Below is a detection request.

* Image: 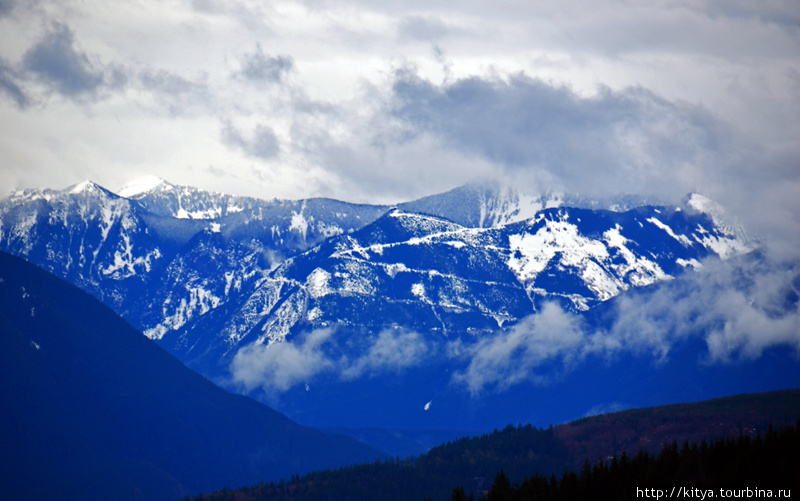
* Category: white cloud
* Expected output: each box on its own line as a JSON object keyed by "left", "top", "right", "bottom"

{"left": 0, "top": 0, "right": 797, "bottom": 211}
{"left": 597, "top": 253, "right": 800, "bottom": 364}
{"left": 230, "top": 328, "right": 335, "bottom": 393}
{"left": 451, "top": 301, "right": 586, "bottom": 395}
{"left": 229, "top": 326, "right": 431, "bottom": 393}
{"left": 340, "top": 327, "right": 429, "bottom": 380}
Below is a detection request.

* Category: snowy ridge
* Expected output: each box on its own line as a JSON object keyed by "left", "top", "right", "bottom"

{"left": 0, "top": 178, "right": 756, "bottom": 390}
{"left": 118, "top": 175, "right": 171, "bottom": 197}
{"left": 198, "top": 203, "right": 751, "bottom": 361}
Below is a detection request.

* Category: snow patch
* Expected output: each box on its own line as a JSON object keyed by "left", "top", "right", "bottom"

{"left": 647, "top": 217, "right": 693, "bottom": 246}
{"left": 306, "top": 268, "right": 332, "bottom": 298}
{"left": 692, "top": 232, "right": 752, "bottom": 260}
{"left": 604, "top": 225, "right": 668, "bottom": 287}
{"left": 290, "top": 210, "right": 309, "bottom": 240}
{"left": 676, "top": 258, "right": 702, "bottom": 269}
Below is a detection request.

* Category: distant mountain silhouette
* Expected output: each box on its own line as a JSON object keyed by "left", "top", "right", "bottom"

{"left": 0, "top": 251, "right": 383, "bottom": 501}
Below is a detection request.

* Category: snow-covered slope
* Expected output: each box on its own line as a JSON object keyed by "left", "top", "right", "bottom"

{"left": 0, "top": 181, "right": 165, "bottom": 316}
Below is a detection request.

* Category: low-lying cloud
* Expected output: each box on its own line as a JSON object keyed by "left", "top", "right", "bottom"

{"left": 451, "top": 302, "right": 586, "bottom": 395}
{"left": 230, "top": 326, "right": 430, "bottom": 394}
{"left": 341, "top": 328, "right": 429, "bottom": 380}
{"left": 230, "top": 328, "right": 335, "bottom": 393}
{"left": 599, "top": 252, "right": 800, "bottom": 364}
{"left": 453, "top": 252, "right": 800, "bottom": 395}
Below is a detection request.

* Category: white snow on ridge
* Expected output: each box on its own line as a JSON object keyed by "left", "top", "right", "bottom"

{"left": 505, "top": 216, "right": 677, "bottom": 307}
{"left": 290, "top": 209, "right": 310, "bottom": 240}
{"left": 69, "top": 180, "right": 101, "bottom": 195}
{"left": 118, "top": 175, "right": 169, "bottom": 197}
{"left": 603, "top": 225, "right": 668, "bottom": 287}
{"left": 507, "top": 217, "right": 609, "bottom": 281}
{"left": 692, "top": 230, "right": 753, "bottom": 259}
{"left": 676, "top": 258, "right": 702, "bottom": 269}
{"left": 176, "top": 207, "right": 225, "bottom": 219}
{"left": 647, "top": 217, "right": 693, "bottom": 246}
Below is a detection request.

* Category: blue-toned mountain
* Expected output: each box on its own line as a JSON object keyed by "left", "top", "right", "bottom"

{"left": 0, "top": 251, "right": 383, "bottom": 501}
{"left": 198, "top": 202, "right": 750, "bottom": 359}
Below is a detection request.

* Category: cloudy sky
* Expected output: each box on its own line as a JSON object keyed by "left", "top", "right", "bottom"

{"left": 1, "top": 0, "right": 799, "bottom": 254}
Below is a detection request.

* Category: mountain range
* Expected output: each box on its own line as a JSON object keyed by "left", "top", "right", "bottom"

{"left": 3, "top": 176, "right": 796, "bottom": 443}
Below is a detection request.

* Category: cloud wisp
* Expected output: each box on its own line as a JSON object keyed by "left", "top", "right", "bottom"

{"left": 229, "top": 326, "right": 431, "bottom": 395}
{"left": 236, "top": 44, "right": 294, "bottom": 84}
{"left": 221, "top": 120, "right": 281, "bottom": 160}
{"left": 230, "top": 328, "right": 336, "bottom": 394}
{"left": 450, "top": 302, "right": 586, "bottom": 396}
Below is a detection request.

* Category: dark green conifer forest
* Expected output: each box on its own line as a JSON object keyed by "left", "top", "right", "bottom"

{"left": 464, "top": 420, "right": 800, "bottom": 501}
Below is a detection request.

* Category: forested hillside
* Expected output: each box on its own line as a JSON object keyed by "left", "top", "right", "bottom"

{"left": 186, "top": 390, "right": 800, "bottom": 501}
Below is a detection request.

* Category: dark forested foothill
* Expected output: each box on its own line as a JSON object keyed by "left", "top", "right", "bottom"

{"left": 470, "top": 420, "right": 800, "bottom": 501}
{"left": 184, "top": 424, "right": 570, "bottom": 501}
{"left": 186, "top": 391, "right": 800, "bottom": 501}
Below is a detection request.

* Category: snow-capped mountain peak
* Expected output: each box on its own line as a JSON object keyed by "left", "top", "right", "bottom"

{"left": 67, "top": 179, "right": 114, "bottom": 197}
{"left": 118, "top": 175, "right": 174, "bottom": 198}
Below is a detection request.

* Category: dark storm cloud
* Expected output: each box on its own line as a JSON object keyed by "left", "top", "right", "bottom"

{"left": 221, "top": 120, "right": 280, "bottom": 160}
{"left": 0, "top": 59, "right": 29, "bottom": 108}
{"left": 237, "top": 44, "right": 293, "bottom": 84}
{"left": 22, "top": 23, "right": 105, "bottom": 98}
{"left": 0, "top": 0, "right": 15, "bottom": 18}
{"left": 390, "top": 70, "right": 736, "bottom": 201}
